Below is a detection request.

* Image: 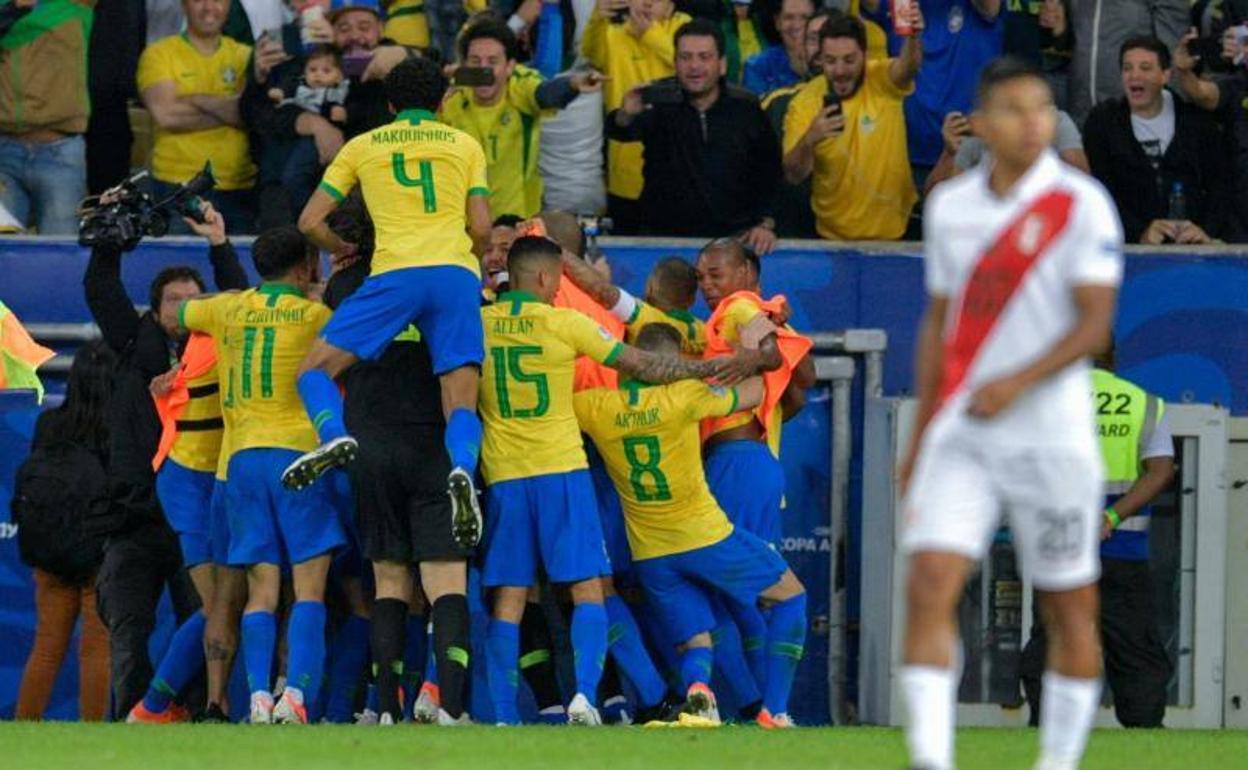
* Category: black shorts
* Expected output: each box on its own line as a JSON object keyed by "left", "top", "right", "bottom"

{"left": 350, "top": 425, "right": 472, "bottom": 564}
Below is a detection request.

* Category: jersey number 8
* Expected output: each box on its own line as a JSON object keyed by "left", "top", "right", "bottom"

{"left": 622, "top": 435, "right": 672, "bottom": 502}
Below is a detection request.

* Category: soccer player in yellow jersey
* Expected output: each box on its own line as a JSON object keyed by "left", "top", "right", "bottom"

{"left": 479, "top": 236, "right": 737, "bottom": 725}
{"left": 559, "top": 250, "right": 708, "bottom": 355}
{"left": 439, "top": 18, "right": 604, "bottom": 218}
{"left": 181, "top": 227, "right": 347, "bottom": 725}
{"left": 695, "top": 237, "right": 815, "bottom": 714}
{"left": 575, "top": 323, "right": 808, "bottom": 728}
{"left": 288, "top": 56, "right": 493, "bottom": 552}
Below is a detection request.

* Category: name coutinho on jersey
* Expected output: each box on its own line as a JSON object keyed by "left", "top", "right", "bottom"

{"left": 242, "top": 307, "right": 308, "bottom": 324}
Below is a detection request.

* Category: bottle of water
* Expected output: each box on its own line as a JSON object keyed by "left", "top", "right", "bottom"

{"left": 1168, "top": 181, "right": 1187, "bottom": 221}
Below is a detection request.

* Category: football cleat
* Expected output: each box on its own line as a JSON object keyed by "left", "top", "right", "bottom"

{"left": 436, "top": 709, "right": 472, "bottom": 726}
{"left": 635, "top": 694, "right": 682, "bottom": 725}
{"left": 273, "top": 688, "right": 309, "bottom": 725}
{"left": 379, "top": 712, "right": 395, "bottom": 726}
{"left": 601, "top": 694, "right": 631, "bottom": 725}
{"left": 281, "top": 436, "right": 358, "bottom": 490}
{"left": 249, "top": 691, "right": 275, "bottom": 724}
{"left": 757, "top": 709, "right": 797, "bottom": 729}
{"left": 567, "top": 693, "right": 603, "bottom": 726}
{"left": 682, "top": 683, "right": 721, "bottom": 725}
{"left": 353, "top": 708, "right": 379, "bottom": 726}
{"left": 412, "top": 681, "right": 441, "bottom": 723}
{"left": 126, "top": 701, "right": 190, "bottom": 724}
{"left": 448, "top": 468, "right": 482, "bottom": 548}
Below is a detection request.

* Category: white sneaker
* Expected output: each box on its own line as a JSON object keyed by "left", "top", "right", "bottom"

{"left": 413, "top": 682, "right": 441, "bottom": 723}
{"left": 379, "top": 712, "right": 395, "bottom": 726}
{"left": 436, "top": 708, "right": 472, "bottom": 726}
{"left": 272, "top": 687, "right": 308, "bottom": 724}
{"left": 353, "top": 708, "right": 379, "bottom": 726}
{"left": 567, "top": 693, "right": 603, "bottom": 726}
{"left": 249, "top": 691, "right": 275, "bottom": 724}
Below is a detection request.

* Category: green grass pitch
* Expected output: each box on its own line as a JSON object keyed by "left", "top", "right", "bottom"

{"left": 2, "top": 723, "right": 1245, "bottom": 770}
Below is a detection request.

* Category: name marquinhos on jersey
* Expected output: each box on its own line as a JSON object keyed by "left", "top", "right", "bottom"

{"left": 371, "top": 127, "right": 458, "bottom": 145}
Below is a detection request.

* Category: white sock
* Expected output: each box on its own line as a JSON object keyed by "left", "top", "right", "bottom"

{"left": 901, "top": 665, "right": 957, "bottom": 770}
{"left": 1036, "top": 671, "right": 1101, "bottom": 770}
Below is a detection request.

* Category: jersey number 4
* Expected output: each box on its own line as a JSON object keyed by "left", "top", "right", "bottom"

{"left": 490, "top": 345, "right": 549, "bottom": 418}
{"left": 623, "top": 435, "right": 671, "bottom": 502}
{"left": 391, "top": 153, "right": 438, "bottom": 213}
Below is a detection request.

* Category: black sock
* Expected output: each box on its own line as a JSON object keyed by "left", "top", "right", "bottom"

{"left": 519, "top": 601, "right": 563, "bottom": 711}
{"left": 371, "top": 597, "right": 408, "bottom": 720}
{"left": 598, "top": 655, "right": 624, "bottom": 704}
{"left": 432, "top": 594, "right": 471, "bottom": 719}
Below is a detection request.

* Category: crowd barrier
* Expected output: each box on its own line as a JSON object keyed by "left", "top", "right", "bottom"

{"left": 2, "top": 237, "right": 1246, "bottom": 723}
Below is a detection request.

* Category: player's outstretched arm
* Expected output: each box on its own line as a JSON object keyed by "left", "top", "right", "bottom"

{"left": 966, "top": 284, "right": 1117, "bottom": 419}
{"left": 561, "top": 250, "right": 621, "bottom": 309}
{"left": 612, "top": 345, "right": 722, "bottom": 384}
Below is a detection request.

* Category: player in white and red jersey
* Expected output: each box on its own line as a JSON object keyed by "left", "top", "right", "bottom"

{"left": 897, "top": 57, "right": 1124, "bottom": 770}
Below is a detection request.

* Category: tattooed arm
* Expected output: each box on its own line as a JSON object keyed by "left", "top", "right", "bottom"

{"left": 612, "top": 345, "right": 726, "bottom": 384}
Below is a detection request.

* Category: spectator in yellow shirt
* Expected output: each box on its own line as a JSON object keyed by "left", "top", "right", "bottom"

{"left": 138, "top": 0, "right": 257, "bottom": 234}
{"left": 439, "top": 17, "right": 604, "bottom": 218}
{"left": 582, "top": 0, "right": 689, "bottom": 232}
{"left": 782, "top": 11, "right": 923, "bottom": 241}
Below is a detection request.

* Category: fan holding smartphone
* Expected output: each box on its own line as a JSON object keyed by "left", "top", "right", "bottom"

{"left": 439, "top": 17, "right": 606, "bottom": 218}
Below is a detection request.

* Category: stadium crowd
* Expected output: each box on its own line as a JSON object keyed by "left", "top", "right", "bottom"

{"left": 0, "top": 0, "right": 1211, "bottom": 747}
{"left": 0, "top": 0, "right": 1245, "bottom": 242}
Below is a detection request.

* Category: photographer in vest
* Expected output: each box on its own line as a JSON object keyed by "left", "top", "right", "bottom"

{"left": 1020, "top": 340, "right": 1176, "bottom": 728}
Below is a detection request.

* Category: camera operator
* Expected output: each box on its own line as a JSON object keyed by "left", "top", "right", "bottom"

{"left": 606, "top": 19, "right": 781, "bottom": 254}
{"left": 82, "top": 198, "right": 249, "bottom": 719}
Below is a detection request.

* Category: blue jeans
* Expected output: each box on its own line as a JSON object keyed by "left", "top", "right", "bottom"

{"left": 150, "top": 179, "right": 256, "bottom": 235}
{"left": 279, "top": 137, "right": 321, "bottom": 218}
{"left": 0, "top": 134, "right": 87, "bottom": 235}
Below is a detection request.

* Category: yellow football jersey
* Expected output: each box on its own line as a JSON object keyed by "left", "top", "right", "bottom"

{"left": 319, "top": 110, "right": 489, "bottom": 277}
{"left": 479, "top": 291, "right": 624, "bottom": 484}
{"left": 136, "top": 34, "right": 256, "bottom": 190}
{"left": 180, "top": 284, "right": 332, "bottom": 456}
{"left": 574, "top": 380, "right": 738, "bottom": 560}
{"left": 438, "top": 66, "right": 548, "bottom": 219}
{"left": 624, "top": 300, "right": 706, "bottom": 356}
{"left": 782, "top": 61, "right": 916, "bottom": 240}
{"left": 168, "top": 364, "right": 225, "bottom": 473}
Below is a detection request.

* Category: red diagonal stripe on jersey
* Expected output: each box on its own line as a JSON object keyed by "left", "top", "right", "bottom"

{"left": 938, "top": 188, "right": 1075, "bottom": 404}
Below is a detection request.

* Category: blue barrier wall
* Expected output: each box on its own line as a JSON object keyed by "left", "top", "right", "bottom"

{"left": 1, "top": 238, "right": 1245, "bottom": 723}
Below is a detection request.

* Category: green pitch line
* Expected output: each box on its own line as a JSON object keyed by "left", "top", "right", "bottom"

{"left": 1, "top": 723, "right": 1244, "bottom": 770}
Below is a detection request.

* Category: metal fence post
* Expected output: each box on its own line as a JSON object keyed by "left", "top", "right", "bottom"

{"left": 816, "top": 355, "right": 856, "bottom": 725}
